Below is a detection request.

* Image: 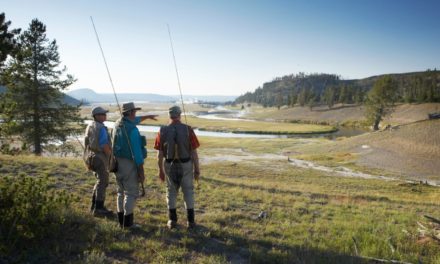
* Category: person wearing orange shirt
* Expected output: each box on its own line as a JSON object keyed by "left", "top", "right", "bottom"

{"left": 154, "top": 106, "right": 200, "bottom": 229}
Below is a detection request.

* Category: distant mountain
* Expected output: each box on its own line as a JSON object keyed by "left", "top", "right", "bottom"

{"left": 67, "top": 88, "right": 175, "bottom": 103}
{"left": 0, "top": 85, "right": 81, "bottom": 106}
{"left": 62, "top": 94, "right": 82, "bottom": 106}
{"left": 68, "top": 88, "right": 237, "bottom": 103}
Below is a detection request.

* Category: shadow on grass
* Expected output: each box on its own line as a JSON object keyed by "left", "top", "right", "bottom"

{"left": 126, "top": 217, "right": 370, "bottom": 264}
{"left": 203, "top": 176, "right": 433, "bottom": 207}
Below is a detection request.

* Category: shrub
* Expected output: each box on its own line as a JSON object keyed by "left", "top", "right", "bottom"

{"left": 0, "top": 175, "right": 71, "bottom": 256}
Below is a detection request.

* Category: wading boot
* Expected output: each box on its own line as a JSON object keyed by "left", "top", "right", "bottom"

{"left": 123, "top": 213, "right": 141, "bottom": 229}
{"left": 117, "top": 212, "right": 124, "bottom": 228}
{"left": 187, "top": 208, "right": 195, "bottom": 229}
{"left": 167, "top": 209, "right": 178, "bottom": 229}
{"left": 93, "top": 200, "right": 113, "bottom": 216}
{"left": 123, "top": 214, "right": 133, "bottom": 228}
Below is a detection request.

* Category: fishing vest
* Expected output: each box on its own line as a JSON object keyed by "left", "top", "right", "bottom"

{"left": 84, "top": 121, "right": 109, "bottom": 153}
{"left": 113, "top": 117, "right": 147, "bottom": 160}
{"left": 159, "top": 122, "right": 192, "bottom": 161}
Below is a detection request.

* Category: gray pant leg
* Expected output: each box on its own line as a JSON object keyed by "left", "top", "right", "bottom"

{"left": 116, "top": 157, "right": 139, "bottom": 215}
{"left": 116, "top": 178, "right": 124, "bottom": 213}
{"left": 93, "top": 154, "right": 109, "bottom": 202}
{"left": 165, "top": 162, "right": 178, "bottom": 209}
{"left": 181, "top": 161, "right": 195, "bottom": 209}
{"left": 165, "top": 161, "right": 195, "bottom": 209}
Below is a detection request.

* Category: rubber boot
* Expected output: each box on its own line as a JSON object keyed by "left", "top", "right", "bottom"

{"left": 167, "top": 209, "right": 178, "bottom": 229}
{"left": 117, "top": 212, "right": 124, "bottom": 228}
{"left": 187, "top": 208, "right": 195, "bottom": 229}
{"left": 123, "top": 214, "right": 133, "bottom": 228}
{"left": 90, "top": 193, "right": 96, "bottom": 212}
{"left": 93, "top": 200, "right": 113, "bottom": 216}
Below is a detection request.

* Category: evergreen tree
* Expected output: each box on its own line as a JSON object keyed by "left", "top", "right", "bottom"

{"left": 308, "top": 91, "right": 318, "bottom": 110}
{"left": 338, "top": 85, "right": 346, "bottom": 105}
{"left": 290, "top": 90, "right": 297, "bottom": 107}
{"left": 353, "top": 87, "right": 364, "bottom": 105}
{"left": 365, "top": 75, "right": 398, "bottom": 130}
{"left": 1, "top": 19, "right": 82, "bottom": 155}
{"left": 433, "top": 69, "right": 440, "bottom": 101}
{"left": 0, "top": 13, "right": 21, "bottom": 71}
{"left": 323, "top": 86, "right": 336, "bottom": 108}
{"left": 403, "top": 78, "right": 415, "bottom": 103}
{"left": 298, "top": 88, "right": 307, "bottom": 107}
{"left": 276, "top": 91, "right": 283, "bottom": 109}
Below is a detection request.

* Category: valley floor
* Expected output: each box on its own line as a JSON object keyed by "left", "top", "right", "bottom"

{"left": 2, "top": 131, "right": 440, "bottom": 263}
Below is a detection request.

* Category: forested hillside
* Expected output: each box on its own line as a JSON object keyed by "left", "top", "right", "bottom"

{"left": 235, "top": 70, "right": 440, "bottom": 108}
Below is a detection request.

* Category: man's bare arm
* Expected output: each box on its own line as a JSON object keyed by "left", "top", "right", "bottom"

{"left": 102, "top": 144, "right": 112, "bottom": 156}
{"left": 139, "top": 115, "right": 158, "bottom": 123}
{"left": 192, "top": 149, "right": 200, "bottom": 180}
{"left": 157, "top": 150, "right": 165, "bottom": 182}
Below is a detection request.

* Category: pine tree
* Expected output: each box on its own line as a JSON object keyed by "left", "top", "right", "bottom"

{"left": 298, "top": 88, "right": 307, "bottom": 107}
{"left": 290, "top": 90, "right": 297, "bottom": 107}
{"left": 365, "top": 76, "right": 398, "bottom": 130}
{"left": 0, "top": 13, "right": 21, "bottom": 71}
{"left": 323, "top": 86, "right": 336, "bottom": 109}
{"left": 353, "top": 87, "right": 364, "bottom": 105}
{"left": 308, "top": 91, "right": 317, "bottom": 111}
{"left": 339, "top": 85, "right": 349, "bottom": 105}
{"left": 433, "top": 69, "right": 440, "bottom": 101}
{"left": 1, "top": 19, "right": 82, "bottom": 155}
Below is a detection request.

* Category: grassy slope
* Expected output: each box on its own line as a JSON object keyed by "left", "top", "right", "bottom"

{"left": 2, "top": 134, "right": 440, "bottom": 263}
{"left": 244, "top": 103, "right": 440, "bottom": 126}
{"left": 292, "top": 119, "right": 440, "bottom": 180}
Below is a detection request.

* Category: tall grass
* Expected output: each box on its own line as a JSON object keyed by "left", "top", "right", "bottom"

{"left": 1, "top": 140, "right": 440, "bottom": 263}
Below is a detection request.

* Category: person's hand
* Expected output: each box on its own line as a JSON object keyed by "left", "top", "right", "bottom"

{"left": 138, "top": 170, "right": 145, "bottom": 182}
{"left": 147, "top": 115, "right": 158, "bottom": 121}
{"left": 159, "top": 170, "right": 165, "bottom": 182}
{"left": 194, "top": 168, "right": 200, "bottom": 181}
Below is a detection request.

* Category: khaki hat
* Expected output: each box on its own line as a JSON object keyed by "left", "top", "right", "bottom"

{"left": 91, "top": 106, "right": 109, "bottom": 116}
{"left": 122, "top": 102, "right": 141, "bottom": 113}
{"left": 169, "top": 105, "right": 182, "bottom": 118}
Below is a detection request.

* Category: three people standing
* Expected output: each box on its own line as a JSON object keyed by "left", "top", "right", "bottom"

{"left": 84, "top": 103, "right": 200, "bottom": 230}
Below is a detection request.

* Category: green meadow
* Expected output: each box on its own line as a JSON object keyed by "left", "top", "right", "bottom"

{"left": 2, "top": 136, "right": 440, "bottom": 263}
{"left": 138, "top": 116, "right": 335, "bottom": 135}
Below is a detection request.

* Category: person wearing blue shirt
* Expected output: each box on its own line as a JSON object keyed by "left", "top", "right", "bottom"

{"left": 85, "top": 106, "right": 113, "bottom": 216}
{"left": 112, "top": 102, "right": 157, "bottom": 228}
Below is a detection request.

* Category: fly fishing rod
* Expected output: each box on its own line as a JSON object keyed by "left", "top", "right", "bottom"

{"left": 167, "top": 24, "right": 188, "bottom": 124}
{"left": 90, "top": 16, "right": 145, "bottom": 197}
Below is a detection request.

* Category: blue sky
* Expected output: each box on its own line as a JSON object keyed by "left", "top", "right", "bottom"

{"left": 2, "top": 0, "right": 439, "bottom": 95}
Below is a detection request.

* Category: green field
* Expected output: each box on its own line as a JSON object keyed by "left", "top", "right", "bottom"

{"left": 140, "top": 115, "right": 337, "bottom": 135}
{"left": 2, "top": 135, "right": 440, "bottom": 263}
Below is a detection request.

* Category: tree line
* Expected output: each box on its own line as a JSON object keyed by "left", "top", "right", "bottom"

{"left": 235, "top": 70, "right": 440, "bottom": 110}
{"left": 0, "top": 13, "right": 82, "bottom": 155}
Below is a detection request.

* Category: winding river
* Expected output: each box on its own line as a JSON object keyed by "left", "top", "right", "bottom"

{"left": 85, "top": 108, "right": 367, "bottom": 139}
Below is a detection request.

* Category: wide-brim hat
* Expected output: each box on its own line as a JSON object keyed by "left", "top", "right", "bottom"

{"left": 122, "top": 102, "right": 141, "bottom": 113}
{"left": 91, "top": 106, "right": 109, "bottom": 116}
